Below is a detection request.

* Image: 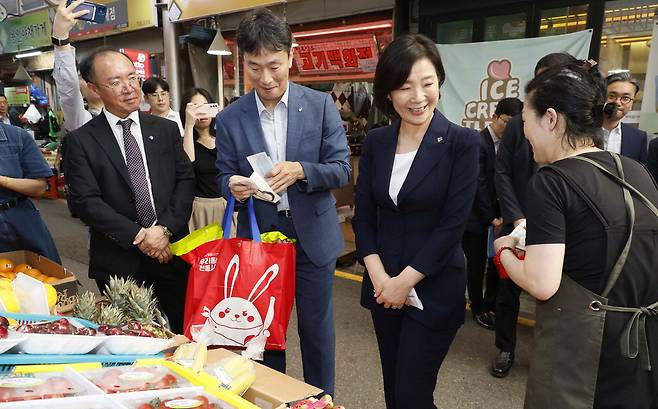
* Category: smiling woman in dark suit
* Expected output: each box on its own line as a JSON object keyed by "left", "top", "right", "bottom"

{"left": 352, "top": 34, "right": 480, "bottom": 409}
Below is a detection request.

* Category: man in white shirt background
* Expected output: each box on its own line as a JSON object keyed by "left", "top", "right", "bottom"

{"left": 142, "top": 77, "right": 184, "bottom": 136}
{"left": 602, "top": 72, "right": 648, "bottom": 164}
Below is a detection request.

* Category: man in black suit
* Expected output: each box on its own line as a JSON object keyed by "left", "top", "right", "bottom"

{"left": 492, "top": 52, "right": 581, "bottom": 378}
{"left": 65, "top": 49, "right": 195, "bottom": 332}
{"left": 649, "top": 137, "right": 658, "bottom": 183}
{"left": 463, "top": 97, "right": 522, "bottom": 330}
{"left": 603, "top": 72, "right": 648, "bottom": 164}
{"left": 0, "top": 95, "right": 20, "bottom": 127}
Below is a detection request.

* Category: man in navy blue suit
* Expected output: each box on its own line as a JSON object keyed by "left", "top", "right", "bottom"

{"left": 215, "top": 8, "right": 351, "bottom": 396}
{"left": 603, "top": 72, "right": 648, "bottom": 164}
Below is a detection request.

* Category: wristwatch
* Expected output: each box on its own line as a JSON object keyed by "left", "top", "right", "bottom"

{"left": 51, "top": 36, "right": 70, "bottom": 47}
{"left": 160, "top": 225, "right": 173, "bottom": 239}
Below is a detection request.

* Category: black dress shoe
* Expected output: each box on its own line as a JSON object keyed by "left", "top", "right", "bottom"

{"left": 473, "top": 312, "right": 495, "bottom": 330}
{"left": 491, "top": 351, "right": 514, "bottom": 378}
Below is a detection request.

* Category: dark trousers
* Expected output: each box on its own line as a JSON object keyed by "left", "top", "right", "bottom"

{"left": 461, "top": 229, "right": 498, "bottom": 315}
{"left": 262, "top": 214, "right": 336, "bottom": 396}
{"left": 371, "top": 308, "right": 457, "bottom": 409}
{"left": 95, "top": 255, "right": 189, "bottom": 334}
{"left": 494, "top": 278, "right": 522, "bottom": 352}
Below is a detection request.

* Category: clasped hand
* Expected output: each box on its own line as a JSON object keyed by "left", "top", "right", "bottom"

{"left": 375, "top": 275, "right": 414, "bottom": 309}
{"left": 133, "top": 226, "right": 171, "bottom": 264}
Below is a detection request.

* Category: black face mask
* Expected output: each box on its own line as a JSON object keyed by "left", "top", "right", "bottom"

{"left": 603, "top": 102, "right": 619, "bottom": 118}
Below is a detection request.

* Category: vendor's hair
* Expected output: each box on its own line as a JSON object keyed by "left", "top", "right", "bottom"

{"left": 605, "top": 71, "right": 640, "bottom": 95}
{"left": 373, "top": 34, "right": 445, "bottom": 118}
{"left": 525, "top": 62, "right": 605, "bottom": 150}
{"left": 494, "top": 97, "right": 523, "bottom": 117}
{"left": 236, "top": 8, "right": 293, "bottom": 55}
{"left": 179, "top": 88, "right": 216, "bottom": 140}
{"left": 142, "top": 77, "right": 170, "bottom": 95}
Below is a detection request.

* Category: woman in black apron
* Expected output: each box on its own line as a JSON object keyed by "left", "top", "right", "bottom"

{"left": 495, "top": 61, "right": 658, "bottom": 408}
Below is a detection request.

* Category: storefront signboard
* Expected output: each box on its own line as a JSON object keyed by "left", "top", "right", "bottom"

{"left": 0, "top": 10, "right": 51, "bottom": 54}
{"left": 167, "top": 0, "right": 295, "bottom": 22}
{"left": 292, "top": 35, "right": 379, "bottom": 75}
{"left": 120, "top": 48, "right": 152, "bottom": 80}
{"left": 70, "top": 0, "right": 156, "bottom": 41}
{"left": 4, "top": 86, "right": 30, "bottom": 106}
{"left": 436, "top": 29, "right": 592, "bottom": 130}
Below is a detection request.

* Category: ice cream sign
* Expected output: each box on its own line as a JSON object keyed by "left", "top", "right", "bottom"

{"left": 119, "top": 48, "right": 152, "bottom": 80}
{"left": 462, "top": 59, "right": 520, "bottom": 129}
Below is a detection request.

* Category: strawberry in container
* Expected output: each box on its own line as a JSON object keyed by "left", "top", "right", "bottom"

{"left": 0, "top": 373, "right": 80, "bottom": 402}
{"left": 87, "top": 366, "right": 186, "bottom": 394}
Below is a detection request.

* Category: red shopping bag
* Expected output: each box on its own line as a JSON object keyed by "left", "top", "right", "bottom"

{"left": 181, "top": 196, "right": 296, "bottom": 351}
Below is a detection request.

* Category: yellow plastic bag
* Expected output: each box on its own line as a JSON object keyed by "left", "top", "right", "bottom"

{"left": 170, "top": 223, "right": 224, "bottom": 256}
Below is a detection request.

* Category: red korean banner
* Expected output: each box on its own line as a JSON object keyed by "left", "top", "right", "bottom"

{"left": 119, "top": 48, "right": 151, "bottom": 80}
{"left": 292, "top": 34, "right": 379, "bottom": 75}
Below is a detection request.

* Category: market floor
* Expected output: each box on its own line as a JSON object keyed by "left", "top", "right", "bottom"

{"left": 37, "top": 198, "right": 531, "bottom": 409}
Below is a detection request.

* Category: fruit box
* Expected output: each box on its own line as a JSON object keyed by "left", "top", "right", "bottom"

{"left": 111, "top": 386, "right": 246, "bottom": 409}
{"left": 205, "top": 349, "right": 322, "bottom": 409}
{"left": 0, "top": 251, "right": 78, "bottom": 312}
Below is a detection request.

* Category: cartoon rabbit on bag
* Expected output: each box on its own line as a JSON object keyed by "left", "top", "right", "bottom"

{"left": 194, "top": 254, "right": 279, "bottom": 347}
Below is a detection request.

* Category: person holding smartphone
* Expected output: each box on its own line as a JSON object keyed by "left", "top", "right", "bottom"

{"left": 180, "top": 88, "right": 234, "bottom": 233}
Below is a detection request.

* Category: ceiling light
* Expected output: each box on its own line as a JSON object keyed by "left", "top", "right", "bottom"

{"left": 15, "top": 50, "right": 42, "bottom": 58}
{"left": 208, "top": 30, "right": 231, "bottom": 55}
{"left": 292, "top": 21, "right": 392, "bottom": 39}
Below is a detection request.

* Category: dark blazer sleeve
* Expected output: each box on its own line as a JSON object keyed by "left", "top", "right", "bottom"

{"left": 66, "top": 130, "right": 142, "bottom": 249}
{"left": 215, "top": 113, "right": 238, "bottom": 201}
{"left": 352, "top": 131, "right": 378, "bottom": 260}
{"left": 639, "top": 129, "right": 649, "bottom": 165}
{"left": 495, "top": 115, "right": 525, "bottom": 223}
{"left": 408, "top": 128, "right": 480, "bottom": 277}
{"left": 648, "top": 138, "right": 658, "bottom": 184}
{"left": 475, "top": 135, "right": 496, "bottom": 225}
{"left": 297, "top": 93, "right": 351, "bottom": 193}
{"left": 156, "top": 122, "right": 195, "bottom": 237}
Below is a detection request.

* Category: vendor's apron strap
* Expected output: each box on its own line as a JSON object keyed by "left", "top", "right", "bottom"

{"left": 598, "top": 301, "right": 658, "bottom": 371}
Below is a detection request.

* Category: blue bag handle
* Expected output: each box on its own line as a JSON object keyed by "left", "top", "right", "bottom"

{"left": 222, "top": 194, "right": 261, "bottom": 242}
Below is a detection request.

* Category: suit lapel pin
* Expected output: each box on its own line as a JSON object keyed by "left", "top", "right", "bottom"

{"left": 298, "top": 106, "right": 303, "bottom": 112}
{"left": 148, "top": 135, "right": 154, "bottom": 140}
{"left": 437, "top": 137, "right": 443, "bottom": 143}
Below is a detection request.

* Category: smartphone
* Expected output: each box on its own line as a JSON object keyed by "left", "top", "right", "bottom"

{"left": 66, "top": 0, "right": 107, "bottom": 25}
{"left": 194, "top": 103, "right": 220, "bottom": 119}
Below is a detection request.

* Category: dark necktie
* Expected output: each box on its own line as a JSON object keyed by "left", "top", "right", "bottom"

{"left": 119, "top": 119, "right": 156, "bottom": 227}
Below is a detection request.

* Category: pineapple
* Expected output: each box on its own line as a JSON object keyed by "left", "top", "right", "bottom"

{"left": 103, "top": 276, "right": 136, "bottom": 312}
{"left": 96, "top": 303, "right": 125, "bottom": 326}
{"left": 73, "top": 291, "right": 97, "bottom": 322}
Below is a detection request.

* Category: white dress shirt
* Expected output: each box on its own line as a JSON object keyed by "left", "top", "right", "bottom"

{"left": 389, "top": 149, "right": 418, "bottom": 206}
{"left": 0, "top": 116, "right": 11, "bottom": 125}
{"left": 255, "top": 85, "right": 290, "bottom": 211}
{"left": 103, "top": 109, "right": 157, "bottom": 223}
{"left": 487, "top": 125, "right": 501, "bottom": 154}
{"left": 164, "top": 109, "right": 184, "bottom": 136}
{"left": 602, "top": 121, "right": 622, "bottom": 154}
{"left": 53, "top": 46, "right": 93, "bottom": 131}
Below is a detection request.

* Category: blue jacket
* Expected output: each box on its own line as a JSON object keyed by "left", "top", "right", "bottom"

{"left": 352, "top": 110, "right": 480, "bottom": 329}
{"left": 215, "top": 82, "right": 351, "bottom": 267}
{"left": 621, "top": 123, "right": 648, "bottom": 164}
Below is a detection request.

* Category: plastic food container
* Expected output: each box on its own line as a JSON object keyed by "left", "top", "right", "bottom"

{"left": 99, "top": 335, "right": 174, "bottom": 355}
{"left": 0, "top": 371, "right": 84, "bottom": 403}
{"left": 83, "top": 365, "right": 190, "bottom": 394}
{"left": 0, "top": 395, "right": 124, "bottom": 408}
{"left": 15, "top": 333, "right": 106, "bottom": 354}
{"left": 0, "top": 334, "right": 25, "bottom": 354}
{"left": 113, "top": 387, "right": 238, "bottom": 409}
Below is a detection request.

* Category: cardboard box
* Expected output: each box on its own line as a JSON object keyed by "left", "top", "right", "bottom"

{"left": 0, "top": 250, "right": 78, "bottom": 312}
{"left": 206, "top": 348, "right": 323, "bottom": 409}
